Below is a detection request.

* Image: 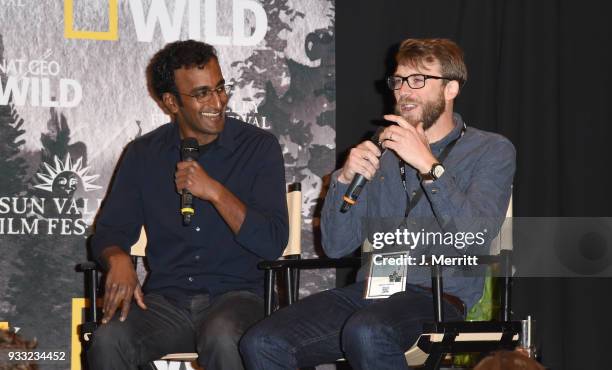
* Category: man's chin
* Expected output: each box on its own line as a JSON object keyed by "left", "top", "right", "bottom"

{"left": 200, "top": 115, "right": 225, "bottom": 130}
{"left": 399, "top": 113, "right": 420, "bottom": 126}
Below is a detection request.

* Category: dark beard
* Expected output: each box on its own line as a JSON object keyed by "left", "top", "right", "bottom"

{"left": 396, "top": 90, "right": 446, "bottom": 130}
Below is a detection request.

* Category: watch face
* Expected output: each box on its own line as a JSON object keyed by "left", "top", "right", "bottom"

{"left": 432, "top": 164, "right": 445, "bottom": 179}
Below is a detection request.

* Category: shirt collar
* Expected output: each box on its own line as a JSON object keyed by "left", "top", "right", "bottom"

{"left": 163, "top": 117, "right": 237, "bottom": 153}
{"left": 430, "top": 112, "right": 465, "bottom": 152}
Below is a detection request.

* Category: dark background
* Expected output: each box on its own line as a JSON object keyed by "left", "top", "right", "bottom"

{"left": 335, "top": 1, "right": 612, "bottom": 369}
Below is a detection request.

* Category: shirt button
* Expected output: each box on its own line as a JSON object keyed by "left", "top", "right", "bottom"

{"left": 195, "top": 226, "right": 201, "bottom": 232}
{"left": 188, "top": 277, "right": 194, "bottom": 282}
{"left": 411, "top": 191, "right": 417, "bottom": 196}
{"left": 195, "top": 255, "right": 200, "bottom": 260}
{"left": 431, "top": 188, "right": 438, "bottom": 194}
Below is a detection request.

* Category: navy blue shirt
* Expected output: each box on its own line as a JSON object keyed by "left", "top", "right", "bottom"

{"left": 91, "top": 118, "right": 289, "bottom": 303}
{"left": 322, "top": 114, "right": 515, "bottom": 309}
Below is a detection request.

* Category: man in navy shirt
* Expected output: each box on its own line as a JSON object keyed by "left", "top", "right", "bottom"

{"left": 87, "top": 40, "right": 288, "bottom": 370}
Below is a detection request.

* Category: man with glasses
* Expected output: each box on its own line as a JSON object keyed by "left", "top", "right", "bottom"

{"left": 87, "top": 40, "right": 288, "bottom": 370}
{"left": 241, "top": 38, "right": 515, "bottom": 369}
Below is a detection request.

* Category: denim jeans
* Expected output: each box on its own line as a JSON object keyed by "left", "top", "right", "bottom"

{"left": 87, "top": 290, "right": 263, "bottom": 370}
{"left": 240, "top": 281, "right": 463, "bottom": 370}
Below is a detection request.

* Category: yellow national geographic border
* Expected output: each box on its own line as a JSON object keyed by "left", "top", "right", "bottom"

{"left": 64, "top": 0, "right": 119, "bottom": 41}
{"left": 71, "top": 298, "right": 91, "bottom": 370}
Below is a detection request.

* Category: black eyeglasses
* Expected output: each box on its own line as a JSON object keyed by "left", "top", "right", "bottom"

{"left": 178, "top": 84, "right": 234, "bottom": 103}
{"left": 386, "top": 74, "right": 453, "bottom": 90}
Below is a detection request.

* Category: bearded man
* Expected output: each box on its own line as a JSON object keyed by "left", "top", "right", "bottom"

{"left": 240, "top": 38, "right": 516, "bottom": 370}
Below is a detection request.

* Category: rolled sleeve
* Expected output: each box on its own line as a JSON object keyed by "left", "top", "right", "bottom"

{"left": 235, "top": 137, "right": 289, "bottom": 260}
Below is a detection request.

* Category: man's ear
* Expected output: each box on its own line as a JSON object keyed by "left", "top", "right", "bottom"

{"left": 162, "top": 92, "right": 180, "bottom": 114}
{"left": 444, "top": 80, "right": 460, "bottom": 100}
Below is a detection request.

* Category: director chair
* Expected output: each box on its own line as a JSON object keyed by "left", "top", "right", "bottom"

{"left": 78, "top": 183, "right": 303, "bottom": 370}
{"left": 258, "top": 196, "right": 521, "bottom": 369}
{"left": 78, "top": 225, "right": 200, "bottom": 370}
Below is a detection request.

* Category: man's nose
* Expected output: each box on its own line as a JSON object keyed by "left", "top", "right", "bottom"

{"left": 399, "top": 80, "right": 414, "bottom": 95}
{"left": 397, "top": 80, "right": 415, "bottom": 99}
{"left": 210, "top": 90, "right": 224, "bottom": 109}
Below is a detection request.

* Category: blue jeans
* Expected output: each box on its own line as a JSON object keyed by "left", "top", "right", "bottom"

{"left": 240, "top": 282, "right": 463, "bottom": 370}
{"left": 87, "top": 290, "right": 263, "bottom": 370}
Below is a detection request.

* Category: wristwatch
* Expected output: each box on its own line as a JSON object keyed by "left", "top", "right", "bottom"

{"left": 420, "top": 163, "right": 445, "bottom": 181}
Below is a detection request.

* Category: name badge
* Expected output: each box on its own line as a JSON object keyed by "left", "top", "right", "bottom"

{"left": 364, "top": 251, "right": 408, "bottom": 299}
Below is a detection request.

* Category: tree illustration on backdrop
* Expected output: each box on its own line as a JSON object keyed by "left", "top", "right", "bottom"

{"left": 5, "top": 107, "right": 88, "bottom": 353}
{"left": 0, "top": 34, "right": 28, "bottom": 196}
{"left": 230, "top": 1, "right": 337, "bottom": 294}
{"left": 1, "top": 32, "right": 87, "bottom": 352}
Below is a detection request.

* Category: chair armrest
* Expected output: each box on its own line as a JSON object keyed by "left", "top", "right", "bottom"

{"left": 258, "top": 257, "right": 362, "bottom": 270}
{"left": 474, "top": 250, "right": 512, "bottom": 266}
{"left": 76, "top": 261, "right": 99, "bottom": 271}
{"left": 473, "top": 255, "right": 500, "bottom": 264}
{"left": 76, "top": 261, "right": 100, "bottom": 332}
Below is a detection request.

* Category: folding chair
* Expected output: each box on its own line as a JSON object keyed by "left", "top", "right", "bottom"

{"left": 404, "top": 197, "right": 521, "bottom": 369}
{"left": 78, "top": 183, "right": 304, "bottom": 369}
{"left": 261, "top": 183, "right": 362, "bottom": 315}
{"left": 258, "top": 196, "right": 521, "bottom": 369}
{"left": 78, "top": 225, "right": 199, "bottom": 370}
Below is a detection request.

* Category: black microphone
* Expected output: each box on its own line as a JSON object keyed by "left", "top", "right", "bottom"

{"left": 340, "top": 127, "right": 386, "bottom": 213}
{"left": 180, "top": 138, "right": 200, "bottom": 225}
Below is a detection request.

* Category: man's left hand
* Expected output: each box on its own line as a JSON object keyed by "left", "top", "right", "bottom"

{"left": 382, "top": 114, "right": 438, "bottom": 174}
{"left": 175, "top": 161, "right": 220, "bottom": 202}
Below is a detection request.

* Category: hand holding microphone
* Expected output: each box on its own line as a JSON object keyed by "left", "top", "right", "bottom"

{"left": 339, "top": 128, "right": 386, "bottom": 212}
{"left": 338, "top": 116, "right": 438, "bottom": 212}
{"left": 176, "top": 139, "right": 224, "bottom": 224}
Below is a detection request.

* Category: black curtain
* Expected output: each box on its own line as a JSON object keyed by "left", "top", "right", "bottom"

{"left": 336, "top": 1, "right": 612, "bottom": 369}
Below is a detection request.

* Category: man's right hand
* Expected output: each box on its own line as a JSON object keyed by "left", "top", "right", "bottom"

{"left": 338, "top": 140, "right": 382, "bottom": 184}
{"left": 101, "top": 246, "right": 147, "bottom": 324}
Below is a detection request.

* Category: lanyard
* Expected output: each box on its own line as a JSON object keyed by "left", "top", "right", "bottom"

{"left": 399, "top": 123, "right": 467, "bottom": 217}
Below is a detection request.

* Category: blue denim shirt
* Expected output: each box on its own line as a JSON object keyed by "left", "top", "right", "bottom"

{"left": 91, "top": 118, "right": 289, "bottom": 303}
{"left": 322, "top": 113, "right": 515, "bottom": 309}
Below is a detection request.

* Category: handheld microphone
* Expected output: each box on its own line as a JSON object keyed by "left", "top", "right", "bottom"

{"left": 340, "top": 127, "right": 386, "bottom": 213}
{"left": 180, "top": 138, "right": 200, "bottom": 225}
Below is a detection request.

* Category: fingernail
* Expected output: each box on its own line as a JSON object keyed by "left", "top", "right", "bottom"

{"left": 120, "top": 317, "right": 125, "bottom": 322}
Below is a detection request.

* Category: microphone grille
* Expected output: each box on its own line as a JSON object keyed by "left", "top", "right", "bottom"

{"left": 181, "top": 138, "right": 200, "bottom": 161}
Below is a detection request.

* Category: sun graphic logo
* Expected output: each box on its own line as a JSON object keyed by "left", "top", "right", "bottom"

{"left": 35, "top": 154, "right": 102, "bottom": 197}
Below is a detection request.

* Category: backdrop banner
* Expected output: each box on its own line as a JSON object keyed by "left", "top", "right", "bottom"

{"left": 0, "top": 1, "right": 335, "bottom": 367}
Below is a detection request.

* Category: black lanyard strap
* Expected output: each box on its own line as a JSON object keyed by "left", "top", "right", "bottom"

{"left": 399, "top": 123, "right": 466, "bottom": 217}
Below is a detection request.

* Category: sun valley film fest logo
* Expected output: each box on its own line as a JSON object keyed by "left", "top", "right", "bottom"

{"left": 64, "top": 0, "right": 267, "bottom": 45}
{"left": 0, "top": 154, "right": 102, "bottom": 236}
{"left": 0, "top": 50, "right": 83, "bottom": 108}
{"left": 35, "top": 154, "right": 102, "bottom": 196}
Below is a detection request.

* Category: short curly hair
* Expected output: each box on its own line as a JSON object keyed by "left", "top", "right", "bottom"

{"left": 146, "top": 39, "right": 218, "bottom": 101}
{"left": 396, "top": 38, "right": 467, "bottom": 86}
